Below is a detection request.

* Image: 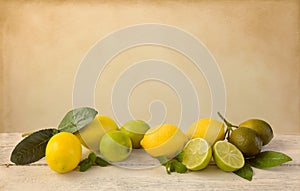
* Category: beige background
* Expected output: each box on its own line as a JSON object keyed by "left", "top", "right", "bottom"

{"left": 0, "top": 0, "right": 299, "bottom": 134}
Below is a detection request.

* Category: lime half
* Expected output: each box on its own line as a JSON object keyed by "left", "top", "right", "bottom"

{"left": 182, "top": 138, "right": 212, "bottom": 171}
{"left": 213, "top": 140, "right": 245, "bottom": 172}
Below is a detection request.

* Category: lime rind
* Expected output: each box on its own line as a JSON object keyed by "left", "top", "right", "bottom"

{"left": 213, "top": 141, "right": 245, "bottom": 172}
{"left": 182, "top": 138, "right": 212, "bottom": 171}
{"left": 99, "top": 130, "right": 132, "bottom": 162}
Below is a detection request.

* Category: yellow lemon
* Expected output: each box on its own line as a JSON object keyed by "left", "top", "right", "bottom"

{"left": 140, "top": 124, "right": 188, "bottom": 158}
{"left": 75, "top": 115, "right": 118, "bottom": 151}
{"left": 186, "top": 118, "right": 225, "bottom": 146}
{"left": 46, "top": 132, "right": 82, "bottom": 173}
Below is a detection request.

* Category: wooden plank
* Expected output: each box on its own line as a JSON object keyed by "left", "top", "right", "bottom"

{"left": 1, "top": 164, "right": 300, "bottom": 191}
{"left": 1, "top": 133, "right": 300, "bottom": 190}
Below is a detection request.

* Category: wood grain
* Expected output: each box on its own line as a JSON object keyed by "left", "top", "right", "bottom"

{"left": 1, "top": 133, "right": 300, "bottom": 190}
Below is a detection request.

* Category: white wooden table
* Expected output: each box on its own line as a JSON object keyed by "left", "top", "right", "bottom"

{"left": 1, "top": 133, "right": 299, "bottom": 191}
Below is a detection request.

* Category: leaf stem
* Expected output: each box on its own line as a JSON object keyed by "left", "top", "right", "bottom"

{"left": 22, "top": 131, "right": 34, "bottom": 137}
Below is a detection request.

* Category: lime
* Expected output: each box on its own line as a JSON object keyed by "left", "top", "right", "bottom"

{"left": 213, "top": 140, "right": 244, "bottom": 172}
{"left": 239, "top": 119, "right": 273, "bottom": 145}
{"left": 140, "top": 124, "right": 188, "bottom": 158}
{"left": 182, "top": 138, "right": 212, "bottom": 170}
{"left": 75, "top": 115, "right": 118, "bottom": 150}
{"left": 99, "top": 130, "right": 132, "bottom": 162}
{"left": 229, "top": 127, "right": 262, "bottom": 157}
{"left": 46, "top": 132, "right": 82, "bottom": 173}
{"left": 120, "top": 120, "right": 150, "bottom": 149}
{"left": 186, "top": 118, "right": 225, "bottom": 146}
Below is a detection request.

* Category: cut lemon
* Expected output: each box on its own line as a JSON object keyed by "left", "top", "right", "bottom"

{"left": 213, "top": 140, "right": 245, "bottom": 172}
{"left": 186, "top": 118, "right": 225, "bottom": 146}
{"left": 182, "top": 138, "right": 212, "bottom": 171}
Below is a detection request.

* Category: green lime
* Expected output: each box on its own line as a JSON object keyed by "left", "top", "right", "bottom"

{"left": 239, "top": 119, "right": 273, "bottom": 145}
{"left": 229, "top": 127, "right": 262, "bottom": 157}
{"left": 213, "top": 140, "right": 245, "bottom": 172}
{"left": 99, "top": 130, "right": 132, "bottom": 162}
{"left": 120, "top": 120, "right": 150, "bottom": 149}
{"left": 182, "top": 138, "right": 212, "bottom": 171}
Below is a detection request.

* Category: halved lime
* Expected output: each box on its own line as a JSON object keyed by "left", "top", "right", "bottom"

{"left": 213, "top": 140, "right": 245, "bottom": 172}
{"left": 182, "top": 138, "right": 212, "bottom": 171}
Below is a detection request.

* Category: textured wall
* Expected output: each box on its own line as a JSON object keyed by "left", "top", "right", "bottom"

{"left": 0, "top": 0, "right": 299, "bottom": 134}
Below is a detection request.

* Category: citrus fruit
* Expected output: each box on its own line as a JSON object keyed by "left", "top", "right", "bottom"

{"left": 239, "top": 119, "right": 273, "bottom": 145}
{"left": 120, "top": 120, "right": 150, "bottom": 149}
{"left": 229, "top": 127, "right": 262, "bottom": 157}
{"left": 140, "top": 124, "right": 188, "bottom": 158}
{"left": 213, "top": 140, "right": 245, "bottom": 172}
{"left": 99, "top": 130, "right": 132, "bottom": 162}
{"left": 182, "top": 138, "right": 212, "bottom": 170}
{"left": 75, "top": 115, "right": 118, "bottom": 151}
{"left": 45, "top": 132, "right": 82, "bottom": 173}
{"left": 186, "top": 118, "right": 225, "bottom": 146}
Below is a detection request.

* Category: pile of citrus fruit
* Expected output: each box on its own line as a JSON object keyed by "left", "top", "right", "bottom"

{"left": 11, "top": 107, "right": 291, "bottom": 181}
{"left": 46, "top": 112, "right": 274, "bottom": 173}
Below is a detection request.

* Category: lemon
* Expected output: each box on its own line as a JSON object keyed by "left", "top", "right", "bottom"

{"left": 120, "top": 120, "right": 150, "bottom": 149}
{"left": 75, "top": 115, "right": 118, "bottom": 151}
{"left": 45, "top": 132, "right": 82, "bottom": 173}
{"left": 229, "top": 127, "right": 262, "bottom": 157}
{"left": 182, "top": 138, "right": 212, "bottom": 170}
{"left": 99, "top": 130, "right": 132, "bottom": 162}
{"left": 213, "top": 140, "right": 245, "bottom": 172}
{"left": 239, "top": 119, "right": 273, "bottom": 145}
{"left": 186, "top": 118, "right": 225, "bottom": 146}
{"left": 140, "top": 124, "right": 188, "bottom": 158}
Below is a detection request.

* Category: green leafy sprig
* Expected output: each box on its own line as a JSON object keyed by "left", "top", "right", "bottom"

{"left": 79, "top": 152, "right": 110, "bottom": 172}
{"left": 158, "top": 151, "right": 187, "bottom": 174}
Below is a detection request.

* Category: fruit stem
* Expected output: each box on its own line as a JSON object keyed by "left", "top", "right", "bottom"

{"left": 217, "top": 112, "right": 239, "bottom": 140}
{"left": 217, "top": 112, "right": 238, "bottom": 129}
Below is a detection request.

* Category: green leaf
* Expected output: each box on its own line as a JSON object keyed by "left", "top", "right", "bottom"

{"left": 247, "top": 151, "right": 292, "bottom": 169}
{"left": 10, "top": 129, "right": 59, "bottom": 165}
{"left": 95, "top": 156, "right": 110, "bottom": 167}
{"left": 175, "top": 151, "right": 184, "bottom": 162}
{"left": 164, "top": 159, "right": 187, "bottom": 174}
{"left": 233, "top": 163, "right": 253, "bottom": 181}
{"left": 79, "top": 153, "right": 110, "bottom": 172}
{"left": 58, "top": 107, "right": 98, "bottom": 133}
{"left": 88, "top": 152, "right": 97, "bottom": 163}
{"left": 165, "top": 161, "right": 172, "bottom": 174}
{"left": 172, "top": 160, "right": 188, "bottom": 173}
{"left": 79, "top": 158, "right": 93, "bottom": 172}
